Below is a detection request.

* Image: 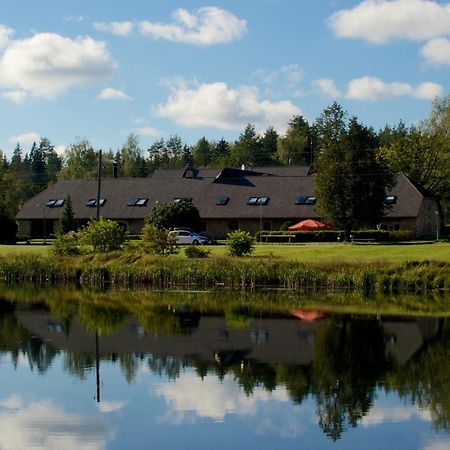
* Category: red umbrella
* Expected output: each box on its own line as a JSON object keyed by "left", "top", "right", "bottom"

{"left": 290, "top": 310, "right": 325, "bottom": 321}
{"left": 288, "top": 219, "right": 331, "bottom": 231}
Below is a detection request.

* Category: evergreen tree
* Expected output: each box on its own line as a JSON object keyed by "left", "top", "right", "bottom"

{"left": 231, "top": 123, "right": 262, "bottom": 167}
{"left": 59, "top": 195, "right": 77, "bottom": 233}
{"left": 314, "top": 104, "right": 395, "bottom": 239}
{"left": 277, "top": 115, "right": 314, "bottom": 165}
{"left": 259, "top": 126, "right": 279, "bottom": 165}
{"left": 193, "top": 137, "right": 211, "bottom": 167}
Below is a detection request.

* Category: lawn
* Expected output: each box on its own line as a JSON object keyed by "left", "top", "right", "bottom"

{"left": 0, "top": 241, "right": 449, "bottom": 264}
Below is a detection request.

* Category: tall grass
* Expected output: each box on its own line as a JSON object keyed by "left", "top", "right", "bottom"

{"left": 0, "top": 254, "right": 448, "bottom": 293}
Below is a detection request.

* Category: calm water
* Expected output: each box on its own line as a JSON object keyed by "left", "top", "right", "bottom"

{"left": 0, "top": 289, "right": 449, "bottom": 450}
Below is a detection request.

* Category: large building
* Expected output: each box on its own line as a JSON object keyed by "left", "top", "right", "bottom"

{"left": 15, "top": 166, "right": 440, "bottom": 239}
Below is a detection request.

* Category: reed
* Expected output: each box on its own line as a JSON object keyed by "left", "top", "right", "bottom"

{"left": 0, "top": 254, "right": 448, "bottom": 293}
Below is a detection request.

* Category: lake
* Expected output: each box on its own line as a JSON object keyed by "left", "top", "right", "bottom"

{"left": 0, "top": 287, "right": 449, "bottom": 450}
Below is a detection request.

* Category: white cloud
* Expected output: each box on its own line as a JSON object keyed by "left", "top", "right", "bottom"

{"left": 1, "top": 90, "right": 28, "bottom": 104}
{"left": 253, "top": 65, "right": 304, "bottom": 87}
{"left": 346, "top": 76, "right": 443, "bottom": 100}
{"left": 94, "top": 21, "right": 134, "bottom": 36}
{"left": 9, "top": 131, "right": 40, "bottom": 145}
{"left": 65, "top": 16, "right": 84, "bottom": 23}
{"left": 154, "top": 373, "right": 289, "bottom": 422}
{"left": 97, "top": 400, "right": 126, "bottom": 413}
{"left": 420, "top": 38, "right": 450, "bottom": 65}
{"left": 0, "top": 32, "right": 116, "bottom": 99}
{"left": 0, "top": 25, "right": 14, "bottom": 48}
{"left": 54, "top": 145, "right": 67, "bottom": 156}
{"left": 138, "top": 7, "right": 247, "bottom": 45}
{"left": 328, "top": 0, "right": 450, "bottom": 44}
{"left": 421, "top": 440, "right": 450, "bottom": 450}
{"left": 97, "top": 87, "right": 131, "bottom": 100}
{"left": 361, "top": 404, "right": 431, "bottom": 427}
{"left": 0, "top": 397, "right": 113, "bottom": 450}
{"left": 312, "top": 78, "right": 342, "bottom": 98}
{"left": 134, "top": 126, "right": 161, "bottom": 137}
{"left": 156, "top": 80, "right": 300, "bottom": 132}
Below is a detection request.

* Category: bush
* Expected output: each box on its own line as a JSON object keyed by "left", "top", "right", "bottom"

{"left": 226, "top": 230, "right": 255, "bottom": 256}
{"left": 52, "top": 231, "right": 81, "bottom": 256}
{"left": 184, "top": 245, "right": 210, "bottom": 258}
{"left": 145, "top": 199, "right": 201, "bottom": 231}
{"left": 141, "top": 223, "right": 178, "bottom": 256}
{"left": 388, "top": 230, "right": 414, "bottom": 242}
{"left": 79, "top": 218, "right": 126, "bottom": 252}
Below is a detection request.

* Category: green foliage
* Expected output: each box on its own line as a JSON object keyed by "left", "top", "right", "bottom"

{"left": 146, "top": 199, "right": 201, "bottom": 231}
{"left": 230, "top": 123, "right": 262, "bottom": 166}
{"left": 184, "top": 245, "right": 210, "bottom": 258}
{"left": 141, "top": 223, "right": 178, "bottom": 256}
{"left": 226, "top": 230, "right": 255, "bottom": 256}
{"left": 79, "top": 218, "right": 125, "bottom": 252}
{"left": 314, "top": 103, "right": 395, "bottom": 238}
{"left": 52, "top": 231, "right": 81, "bottom": 256}
{"left": 277, "top": 115, "right": 314, "bottom": 165}
{"left": 59, "top": 195, "right": 77, "bottom": 234}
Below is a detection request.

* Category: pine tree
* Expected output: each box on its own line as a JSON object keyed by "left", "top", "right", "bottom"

{"left": 59, "top": 195, "right": 77, "bottom": 233}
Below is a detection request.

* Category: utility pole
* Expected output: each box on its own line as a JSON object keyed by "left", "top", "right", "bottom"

{"left": 96, "top": 149, "right": 102, "bottom": 220}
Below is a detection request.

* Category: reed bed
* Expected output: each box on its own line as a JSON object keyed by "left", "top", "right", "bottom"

{"left": 0, "top": 254, "right": 448, "bottom": 293}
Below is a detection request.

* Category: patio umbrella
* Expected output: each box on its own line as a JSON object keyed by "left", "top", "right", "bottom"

{"left": 288, "top": 219, "right": 331, "bottom": 231}
{"left": 290, "top": 310, "right": 325, "bottom": 321}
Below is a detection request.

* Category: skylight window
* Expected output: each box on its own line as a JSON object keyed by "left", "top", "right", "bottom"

{"left": 247, "top": 196, "right": 270, "bottom": 205}
{"left": 384, "top": 195, "right": 397, "bottom": 205}
{"left": 295, "top": 195, "right": 316, "bottom": 205}
{"left": 86, "top": 198, "right": 106, "bottom": 207}
{"left": 46, "top": 199, "right": 64, "bottom": 207}
{"left": 217, "top": 196, "right": 229, "bottom": 206}
{"left": 128, "top": 198, "right": 148, "bottom": 207}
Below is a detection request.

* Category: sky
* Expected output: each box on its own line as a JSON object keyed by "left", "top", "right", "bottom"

{"left": 0, "top": 0, "right": 449, "bottom": 158}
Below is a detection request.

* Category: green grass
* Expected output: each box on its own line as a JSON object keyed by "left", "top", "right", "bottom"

{"left": 1, "top": 241, "right": 449, "bottom": 263}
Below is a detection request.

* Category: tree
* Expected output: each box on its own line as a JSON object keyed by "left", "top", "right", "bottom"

{"left": 58, "top": 140, "right": 98, "bottom": 180}
{"left": 59, "top": 195, "right": 77, "bottom": 233}
{"left": 79, "top": 218, "right": 126, "bottom": 252}
{"left": 193, "top": 137, "right": 211, "bottom": 167}
{"left": 277, "top": 115, "right": 314, "bottom": 165}
{"left": 231, "top": 123, "right": 262, "bottom": 167}
{"left": 117, "top": 133, "right": 145, "bottom": 177}
{"left": 314, "top": 104, "right": 395, "bottom": 239}
{"left": 146, "top": 199, "right": 201, "bottom": 231}
{"left": 259, "top": 126, "right": 279, "bottom": 165}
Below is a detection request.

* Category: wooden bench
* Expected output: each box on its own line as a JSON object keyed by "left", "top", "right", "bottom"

{"left": 260, "top": 234, "right": 295, "bottom": 243}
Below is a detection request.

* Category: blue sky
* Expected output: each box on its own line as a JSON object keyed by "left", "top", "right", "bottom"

{"left": 1, "top": 0, "right": 449, "bottom": 158}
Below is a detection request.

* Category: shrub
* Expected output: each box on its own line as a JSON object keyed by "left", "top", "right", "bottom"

{"left": 79, "top": 218, "right": 126, "bottom": 252}
{"left": 226, "top": 230, "right": 255, "bottom": 256}
{"left": 388, "top": 230, "right": 414, "bottom": 242}
{"left": 141, "top": 223, "right": 178, "bottom": 256}
{"left": 184, "top": 245, "right": 210, "bottom": 258}
{"left": 52, "top": 231, "right": 81, "bottom": 256}
{"left": 145, "top": 199, "right": 201, "bottom": 231}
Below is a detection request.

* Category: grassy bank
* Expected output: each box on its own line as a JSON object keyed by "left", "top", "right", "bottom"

{"left": 0, "top": 251, "right": 449, "bottom": 295}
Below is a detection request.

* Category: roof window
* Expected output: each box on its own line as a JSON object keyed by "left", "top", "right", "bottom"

{"left": 216, "top": 196, "right": 230, "bottom": 206}
{"left": 384, "top": 195, "right": 397, "bottom": 205}
{"left": 295, "top": 195, "right": 316, "bottom": 205}
{"left": 247, "top": 196, "right": 270, "bottom": 205}
{"left": 46, "top": 199, "right": 65, "bottom": 207}
{"left": 128, "top": 198, "right": 148, "bottom": 207}
{"left": 86, "top": 198, "right": 106, "bottom": 207}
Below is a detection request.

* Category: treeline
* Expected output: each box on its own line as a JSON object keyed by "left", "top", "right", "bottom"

{"left": 0, "top": 96, "right": 449, "bottom": 224}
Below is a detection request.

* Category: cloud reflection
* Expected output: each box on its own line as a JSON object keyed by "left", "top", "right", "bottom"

{"left": 0, "top": 395, "right": 113, "bottom": 450}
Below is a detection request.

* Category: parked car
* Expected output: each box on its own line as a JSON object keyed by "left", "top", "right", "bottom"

{"left": 169, "top": 230, "right": 209, "bottom": 245}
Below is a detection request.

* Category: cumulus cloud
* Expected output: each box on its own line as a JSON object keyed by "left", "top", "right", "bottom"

{"left": 0, "top": 396, "right": 112, "bottom": 450}
{"left": 346, "top": 76, "right": 443, "bottom": 100}
{"left": 361, "top": 403, "right": 431, "bottom": 427}
{"left": 1, "top": 90, "right": 28, "bottom": 104}
{"left": 328, "top": 0, "right": 450, "bottom": 44}
{"left": 9, "top": 131, "right": 40, "bottom": 145}
{"left": 420, "top": 37, "right": 450, "bottom": 65}
{"left": 0, "top": 25, "right": 14, "bottom": 48}
{"left": 97, "top": 87, "right": 131, "bottom": 100}
{"left": 156, "top": 80, "right": 300, "bottom": 132}
{"left": 134, "top": 126, "right": 161, "bottom": 137}
{"left": 138, "top": 7, "right": 247, "bottom": 45}
{"left": 97, "top": 400, "right": 126, "bottom": 413}
{"left": 0, "top": 32, "right": 116, "bottom": 98}
{"left": 94, "top": 21, "right": 134, "bottom": 36}
{"left": 154, "top": 373, "right": 289, "bottom": 422}
{"left": 312, "top": 78, "right": 342, "bottom": 98}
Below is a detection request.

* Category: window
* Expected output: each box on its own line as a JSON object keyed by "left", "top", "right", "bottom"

{"left": 173, "top": 197, "right": 192, "bottom": 203}
{"left": 217, "top": 196, "right": 230, "bottom": 206}
{"left": 295, "top": 195, "right": 315, "bottom": 205}
{"left": 247, "top": 196, "right": 270, "bottom": 205}
{"left": 86, "top": 198, "right": 106, "bottom": 207}
{"left": 46, "top": 199, "right": 64, "bottom": 207}
{"left": 384, "top": 195, "right": 397, "bottom": 205}
{"left": 128, "top": 198, "right": 148, "bottom": 206}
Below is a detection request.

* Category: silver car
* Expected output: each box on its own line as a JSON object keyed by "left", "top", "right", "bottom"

{"left": 169, "top": 230, "right": 209, "bottom": 245}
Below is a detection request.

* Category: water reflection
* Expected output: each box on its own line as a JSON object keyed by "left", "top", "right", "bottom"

{"left": 0, "top": 288, "right": 449, "bottom": 448}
